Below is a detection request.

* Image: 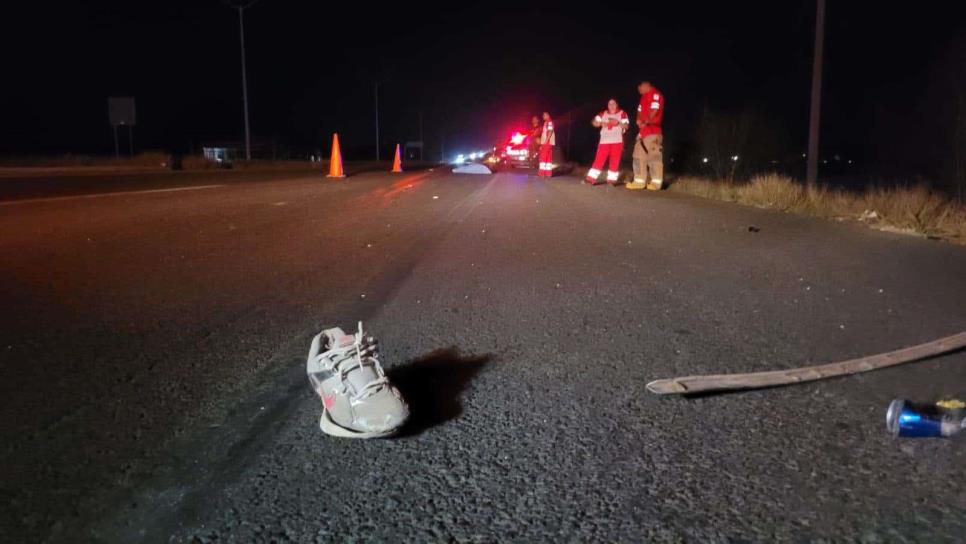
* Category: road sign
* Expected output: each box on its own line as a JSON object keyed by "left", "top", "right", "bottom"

{"left": 108, "top": 97, "right": 136, "bottom": 126}
{"left": 108, "top": 97, "right": 136, "bottom": 158}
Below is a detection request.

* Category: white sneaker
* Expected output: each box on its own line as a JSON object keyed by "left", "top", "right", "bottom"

{"left": 306, "top": 322, "right": 409, "bottom": 438}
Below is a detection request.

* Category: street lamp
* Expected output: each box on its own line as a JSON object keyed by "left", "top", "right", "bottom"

{"left": 227, "top": 0, "right": 262, "bottom": 161}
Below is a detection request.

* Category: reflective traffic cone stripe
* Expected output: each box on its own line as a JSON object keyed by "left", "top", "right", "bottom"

{"left": 327, "top": 133, "right": 345, "bottom": 178}
{"left": 391, "top": 144, "right": 403, "bottom": 173}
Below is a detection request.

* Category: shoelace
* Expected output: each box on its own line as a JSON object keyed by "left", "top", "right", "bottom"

{"left": 321, "top": 321, "right": 388, "bottom": 404}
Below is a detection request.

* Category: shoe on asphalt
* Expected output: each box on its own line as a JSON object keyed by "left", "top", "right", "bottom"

{"left": 626, "top": 181, "right": 647, "bottom": 190}
{"left": 646, "top": 180, "right": 664, "bottom": 191}
{"left": 306, "top": 321, "right": 409, "bottom": 438}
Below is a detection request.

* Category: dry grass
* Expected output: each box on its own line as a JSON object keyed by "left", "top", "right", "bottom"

{"left": 0, "top": 151, "right": 172, "bottom": 168}
{"left": 669, "top": 174, "right": 966, "bottom": 244}
{"left": 180, "top": 156, "right": 224, "bottom": 170}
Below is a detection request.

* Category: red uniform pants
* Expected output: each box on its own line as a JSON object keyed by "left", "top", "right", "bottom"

{"left": 538, "top": 144, "right": 554, "bottom": 177}
{"left": 586, "top": 142, "right": 623, "bottom": 183}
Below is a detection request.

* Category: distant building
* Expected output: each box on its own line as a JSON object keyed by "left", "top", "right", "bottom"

{"left": 202, "top": 146, "right": 240, "bottom": 164}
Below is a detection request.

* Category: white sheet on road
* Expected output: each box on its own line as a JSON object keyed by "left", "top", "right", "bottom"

{"left": 452, "top": 164, "right": 492, "bottom": 174}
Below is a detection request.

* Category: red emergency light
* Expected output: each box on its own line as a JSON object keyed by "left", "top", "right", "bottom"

{"left": 509, "top": 131, "right": 526, "bottom": 145}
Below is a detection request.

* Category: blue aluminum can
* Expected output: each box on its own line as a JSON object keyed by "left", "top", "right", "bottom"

{"left": 886, "top": 399, "right": 965, "bottom": 438}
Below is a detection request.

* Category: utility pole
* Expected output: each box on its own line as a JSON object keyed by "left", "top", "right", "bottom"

{"left": 567, "top": 111, "right": 572, "bottom": 158}
{"left": 418, "top": 111, "right": 424, "bottom": 161}
{"left": 374, "top": 82, "right": 380, "bottom": 161}
{"left": 231, "top": 0, "right": 261, "bottom": 161}
{"left": 806, "top": 0, "right": 826, "bottom": 185}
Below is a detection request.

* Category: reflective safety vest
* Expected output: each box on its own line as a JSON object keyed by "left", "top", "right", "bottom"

{"left": 594, "top": 109, "right": 629, "bottom": 144}
{"left": 541, "top": 119, "right": 555, "bottom": 146}
{"left": 638, "top": 89, "right": 664, "bottom": 137}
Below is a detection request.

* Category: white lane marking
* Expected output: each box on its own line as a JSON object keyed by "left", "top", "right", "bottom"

{"left": 0, "top": 184, "right": 225, "bottom": 206}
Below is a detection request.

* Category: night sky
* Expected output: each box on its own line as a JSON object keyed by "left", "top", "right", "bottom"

{"left": 2, "top": 1, "right": 964, "bottom": 177}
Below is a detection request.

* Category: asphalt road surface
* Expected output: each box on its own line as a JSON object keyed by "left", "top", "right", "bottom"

{"left": 1, "top": 168, "right": 964, "bottom": 542}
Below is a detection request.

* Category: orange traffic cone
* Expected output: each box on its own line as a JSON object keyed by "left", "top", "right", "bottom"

{"left": 391, "top": 143, "right": 403, "bottom": 173}
{"left": 326, "top": 133, "right": 345, "bottom": 178}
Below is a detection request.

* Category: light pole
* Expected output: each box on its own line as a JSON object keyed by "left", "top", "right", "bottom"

{"left": 806, "top": 0, "right": 825, "bottom": 185}
{"left": 231, "top": 0, "right": 262, "bottom": 161}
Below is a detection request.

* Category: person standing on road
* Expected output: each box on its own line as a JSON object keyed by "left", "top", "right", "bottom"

{"left": 629, "top": 81, "right": 665, "bottom": 191}
{"left": 538, "top": 112, "right": 556, "bottom": 177}
{"left": 585, "top": 99, "right": 629, "bottom": 186}
{"left": 528, "top": 115, "right": 542, "bottom": 168}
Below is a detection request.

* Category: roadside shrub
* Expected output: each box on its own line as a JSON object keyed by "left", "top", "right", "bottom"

{"left": 669, "top": 176, "right": 739, "bottom": 201}
{"left": 667, "top": 174, "right": 966, "bottom": 244}
{"left": 862, "top": 185, "right": 952, "bottom": 236}
{"left": 735, "top": 174, "right": 805, "bottom": 211}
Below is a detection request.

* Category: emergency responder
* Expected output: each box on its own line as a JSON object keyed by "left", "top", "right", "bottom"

{"left": 528, "top": 115, "right": 542, "bottom": 168}
{"left": 585, "top": 99, "right": 629, "bottom": 186}
{"left": 629, "top": 81, "right": 665, "bottom": 190}
{"left": 537, "top": 112, "right": 555, "bottom": 177}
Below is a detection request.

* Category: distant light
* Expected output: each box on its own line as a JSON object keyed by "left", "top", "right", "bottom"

{"left": 701, "top": 157, "right": 709, "bottom": 164}
{"left": 802, "top": 153, "right": 807, "bottom": 158}
{"left": 455, "top": 154, "right": 465, "bottom": 164}
{"left": 848, "top": 159, "right": 853, "bottom": 165}
{"left": 509, "top": 132, "right": 526, "bottom": 145}
{"left": 732, "top": 155, "right": 739, "bottom": 161}
{"left": 469, "top": 152, "right": 478, "bottom": 160}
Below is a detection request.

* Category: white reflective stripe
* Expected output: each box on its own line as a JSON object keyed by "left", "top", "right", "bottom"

{"left": 653, "top": 93, "right": 660, "bottom": 100}
{"left": 594, "top": 116, "right": 602, "bottom": 122}
{"left": 606, "top": 171, "right": 619, "bottom": 180}
{"left": 620, "top": 118, "right": 629, "bottom": 124}
{"left": 650, "top": 102, "right": 660, "bottom": 109}
{"left": 637, "top": 105, "right": 642, "bottom": 112}
{"left": 634, "top": 178, "right": 645, "bottom": 183}
{"left": 587, "top": 168, "right": 601, "bottom": 178}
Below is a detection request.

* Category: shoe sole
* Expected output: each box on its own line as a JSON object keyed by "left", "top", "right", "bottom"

{"left": 319, "top": 408, "right": 398, "bottom": 439}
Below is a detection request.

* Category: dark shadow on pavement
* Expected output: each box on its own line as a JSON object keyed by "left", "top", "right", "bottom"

{"left": 388, "top": 347, "right": 492, "bottom": 437}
